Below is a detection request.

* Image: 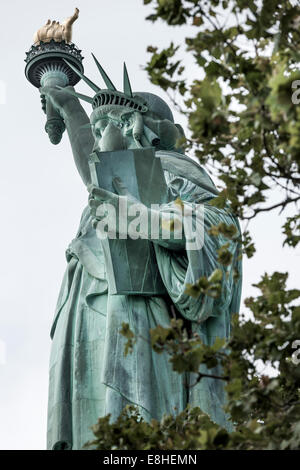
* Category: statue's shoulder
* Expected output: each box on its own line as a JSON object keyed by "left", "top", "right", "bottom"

{"left": 156, "top": 149, "right": 199, "bottom": 167}
{"left": 155, "top": 150, "right": 219, "bottom": 196}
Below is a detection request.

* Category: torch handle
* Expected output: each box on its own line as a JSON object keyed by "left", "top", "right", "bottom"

{"left": 41, "top": 70, "right": 69, "bottom": 145}
{"left": 44, "top": 97, "right": 66, "bottom": 145}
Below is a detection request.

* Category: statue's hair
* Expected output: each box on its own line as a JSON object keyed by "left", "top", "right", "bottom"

{"left": 134, "top": 92, "right": 174, "bottom": 123}
{"left": 90, "top": 105, "right": 134, "bottom": 125}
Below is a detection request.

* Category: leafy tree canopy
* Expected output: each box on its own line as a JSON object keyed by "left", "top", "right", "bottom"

{"left": 86, "top": 0, "right": 300, "bottom": 450}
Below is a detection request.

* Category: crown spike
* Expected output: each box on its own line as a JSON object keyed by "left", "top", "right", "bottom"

{"left": 91, "top": 53, "right": 116, "bottom": 91}
{"left": 63, "top": 59, "right": 101, "bottom": 93}
{"left": 56, "top": 85, "right": 93, "bottom": 104}
{"left": 123, "top": 62, "right": 133, "bottom": 97}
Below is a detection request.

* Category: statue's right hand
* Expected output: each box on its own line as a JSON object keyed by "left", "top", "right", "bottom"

{"left": 39, "top": 85, "right": 77, "bottom": 116}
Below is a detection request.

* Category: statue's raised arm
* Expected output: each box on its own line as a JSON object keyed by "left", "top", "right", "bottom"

{"left": 27, "top": 8, "right": 94, "bottom": 185}
{"left": 40, "top": 85, "right": 94, "bottom": 185}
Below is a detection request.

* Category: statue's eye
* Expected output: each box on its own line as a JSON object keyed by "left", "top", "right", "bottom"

{"left": 95, "top": 128, "right": 101, "bottom": 138}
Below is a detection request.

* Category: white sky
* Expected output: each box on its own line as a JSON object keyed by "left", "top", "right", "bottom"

{"left": 0, "top": 0, "right": 298, "bottom": 450}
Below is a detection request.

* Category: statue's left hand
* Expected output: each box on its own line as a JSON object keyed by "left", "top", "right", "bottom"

{"left": 88, "top": 177, "right": 143, "bottom": 232}
{"left": 88, "top": 178, "right": 186, "bottom": 248}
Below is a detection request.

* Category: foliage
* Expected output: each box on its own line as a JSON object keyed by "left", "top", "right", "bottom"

{"left": 85, "top": 406, "right": 228, "bottom": 450}
{"left": 89, "top": 272, "right": 300, "bottom": 450}
{"left": 87, "top": 0, "right": 300, "bottom": 450}
{"left": 145, "top": 0, "right": 300, "bottom": 233}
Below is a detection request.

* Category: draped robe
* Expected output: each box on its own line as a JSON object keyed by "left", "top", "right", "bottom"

{"left": 47, "top": 151, "right": 242, "bottom": 450}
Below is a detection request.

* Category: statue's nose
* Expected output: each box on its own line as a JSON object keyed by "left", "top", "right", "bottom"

{"left": 100, "top": 122, "right": 126, "bottom": 152}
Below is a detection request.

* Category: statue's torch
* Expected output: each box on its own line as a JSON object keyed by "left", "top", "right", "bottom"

{"left": 24, "top": 8, "right": 84, "bottom": 144}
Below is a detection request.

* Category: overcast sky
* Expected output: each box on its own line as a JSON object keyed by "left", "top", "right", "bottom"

{"left": 0, "top": 0, "right": 298, "bottom": 450}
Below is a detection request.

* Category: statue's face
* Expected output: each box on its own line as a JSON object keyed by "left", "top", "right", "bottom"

{"left": 90, "top": 104, "right": 182, "bottom": 153}
{"left": 91, "top": 107, "right": 137, "bottom": 152}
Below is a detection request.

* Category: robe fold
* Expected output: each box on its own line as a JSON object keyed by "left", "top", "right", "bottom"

{"left": 47, "top": 151, "right": 242, "bottom": 450}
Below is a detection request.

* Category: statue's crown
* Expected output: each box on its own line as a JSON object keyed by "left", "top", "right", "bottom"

{"left": 61, "top": 54, "right": 149, "bottom": 114}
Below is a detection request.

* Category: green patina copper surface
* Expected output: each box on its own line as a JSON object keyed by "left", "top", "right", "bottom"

{"left": 27, "top": 47, "right": 242, "bottom": 450}
{"left": 89, "top": 147, "right": 168, "bottom": 295}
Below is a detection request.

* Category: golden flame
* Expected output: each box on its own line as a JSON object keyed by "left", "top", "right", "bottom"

{"left": 33, "top": 8, "right": 79, "bottom": 44}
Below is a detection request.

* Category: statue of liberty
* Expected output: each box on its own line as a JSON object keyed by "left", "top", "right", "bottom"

{"left": 31, "top": 9, "right": 242, "bottom": 451}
